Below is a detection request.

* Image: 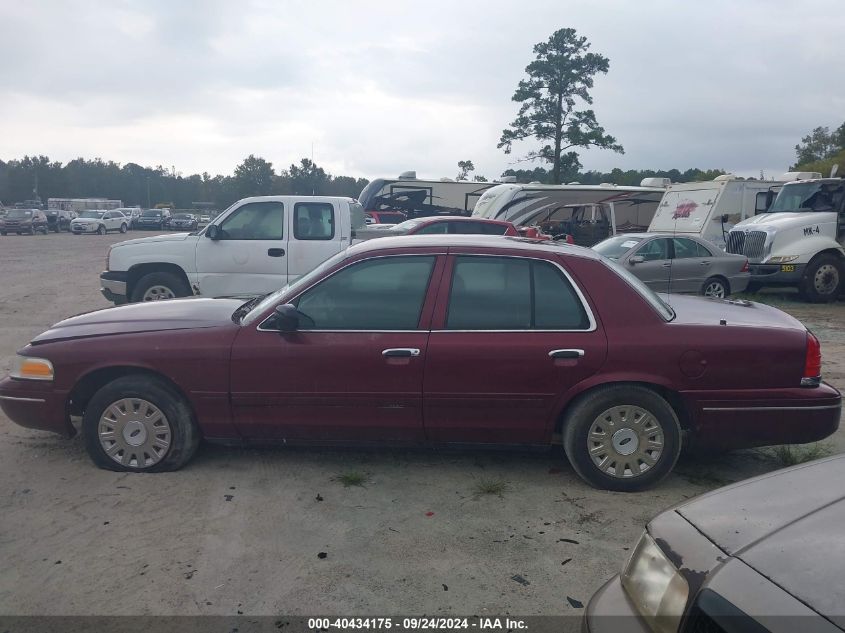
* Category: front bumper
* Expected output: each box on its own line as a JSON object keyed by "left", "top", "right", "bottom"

{"left": 583, "top": 576, "right": 650, "bottom": 633}
{"left": 100, "top": 271, "right": 129, "bottom": 304}
{"left": 71, "top": 224, "right": 99, "bottom": 234}
{"left": 748, "top": 263, "right": 806, "bottom": 285}
{"left": 0, "top": 376, "right": 74, "bottom": 437}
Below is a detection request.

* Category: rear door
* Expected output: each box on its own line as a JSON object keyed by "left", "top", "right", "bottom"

{"left": 284, "top": 200, "right": 346, "bottom": 282}
{"left": 626, "top": 237, "right": 672, "bottom": 293}
{"left": 422, "top": 252, "right": 607, "bottom": 444}
{"left": 669, "top": 238, "right": 711, "bottom": 293}
{"left": 194, "top": 200, "right": 288, "bottom": 297}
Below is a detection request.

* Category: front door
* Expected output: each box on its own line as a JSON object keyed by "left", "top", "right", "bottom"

{"left": 229, "top": 254, "right": 443, "bottom": 442}
{"left": 423, "top": 254, "right": 607, "bottom": 444}
{"left": 195, "top": 200, "right": 288, "bottom": 297}
{"left": 626, "top": 237, "right": 672, "bottom": 293}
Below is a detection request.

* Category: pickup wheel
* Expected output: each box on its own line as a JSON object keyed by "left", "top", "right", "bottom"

{"left": 83, "top": 375, "right": 200, "bottom": 472}
{"left": 562, "top": 385, "right": 681, "bottom": 492}
{"left": 131, "top": 271, "right": 191, "bottom": 302}
{"left": 799, "top": 254, "right": 843, "bottom": 303}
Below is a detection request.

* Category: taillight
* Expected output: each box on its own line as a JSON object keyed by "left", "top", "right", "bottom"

{"left": 802, "top": 331, "right": 822, "bottom": 387}
{"left": 566, "top": 234, "right": 574, "bottom": 244}
{"left": 741, "top": 259, "right": 749, "bottom": 273}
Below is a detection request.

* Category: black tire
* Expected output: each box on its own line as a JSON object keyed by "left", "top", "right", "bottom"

{"left": 799, "top": 254, "right": 843, "bottom": 303}
{"left": 745, "top": 281, "right": 762, "bottom": 294}
{"left": 120, "top": 223, "right": 128, "bottom": 233}
{"left": 700, "top": 276, "right": 729, "bottom": 298}
{"left": 130, "top": 270, "right": 191, "bottom": 302}
{"left": 562, "top": 385, "right": 682, "bottom": 492}
{"left": 83, "top": 375, "right": 200, "bottom": 472}
{"left": 96, "top": 224, "right": 106, "bottom": 235}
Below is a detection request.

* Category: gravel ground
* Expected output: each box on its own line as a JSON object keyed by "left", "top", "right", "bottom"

{"left": 0, "top": 231, "right": 842, "bottom": 617}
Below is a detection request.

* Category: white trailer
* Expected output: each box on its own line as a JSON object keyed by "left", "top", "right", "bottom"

{"left": 647, "top": 176, "right": 787, "bottom": 250}
{"left": 357, "top": 171, "right": 498, "bottom": 219}
{"left": 47, "top": 198, "right": 123, "bottom": 213}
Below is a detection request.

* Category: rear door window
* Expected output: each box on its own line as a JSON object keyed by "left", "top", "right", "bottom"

{"left": 294, "top": 202, "right": 335, "bottom": 240}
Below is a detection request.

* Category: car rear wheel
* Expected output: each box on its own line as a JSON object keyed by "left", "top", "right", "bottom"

{"left": 799, "top": 254, "right": 843, "bottom": 303}
{"left": 131, "top": 271, "right": 191, "bottom": 302}
{"left": 97, "top": 225, "right": 106, "bottom": 235}
{"left": 83, "top": 375, "right": 199, "bottom": 472}
{"left": 562, "top": 385, "right": 681, "bottom": 492}
{"left": 120, "top": 223, "right": 128, "bottom": 233}
{"left": 701, "top": 276, "right": 728, "bottom": 298}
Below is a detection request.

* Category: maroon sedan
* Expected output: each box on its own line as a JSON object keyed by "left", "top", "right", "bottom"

{"left": 390, "top": 216, "right": 519, "bottom": 236}
{"left": 0, "top": 236, "right": 840, "bottom": 491}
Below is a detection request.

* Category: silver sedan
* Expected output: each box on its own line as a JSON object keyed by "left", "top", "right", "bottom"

{"left": 592, "top": 233, "right": 750, "bottom": 297}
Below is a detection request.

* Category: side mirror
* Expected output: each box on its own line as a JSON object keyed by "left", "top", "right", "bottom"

{"left": 274, "top": 304, "right": 300, "bottom": 332}
{"left": 206, "top": 224, "right": 220, "bottom": 240}
{"left": 629, "top": 255, "right": 644, "bottom": 265}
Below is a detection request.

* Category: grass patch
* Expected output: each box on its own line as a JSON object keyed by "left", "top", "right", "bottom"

{"left": 762, "top": 442, "right": 834, "bottom": 467}
{"left": 335, "top": 471, "right": 367, "bottom": 487}
{"left": 471, "top": 477, "right": 509, "bottom": 498}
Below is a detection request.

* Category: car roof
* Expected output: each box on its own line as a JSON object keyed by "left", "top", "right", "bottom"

{"left": 347, "top": 234, "right": 601, "bottom": 260}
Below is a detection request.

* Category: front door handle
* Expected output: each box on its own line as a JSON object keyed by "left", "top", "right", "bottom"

{"left": 662, "top": 262, "right": 672, "bottom": 268}
{"left": 268, "top": 248, "right": 286, "bottom": 257}
{"left": 699, "top": 261, "right": 711, "bottom": 266}
{"left": 549, "top": 349, "right": 585, "bottom": 359}
{"left": 382, "top": 348, "right": 421, "bottom": 358}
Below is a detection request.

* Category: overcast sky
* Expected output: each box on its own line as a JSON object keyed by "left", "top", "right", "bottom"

{"left": 2, "top": 0, "right": 843, "bottom": 181}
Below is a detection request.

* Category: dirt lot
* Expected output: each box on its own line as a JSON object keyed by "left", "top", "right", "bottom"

{"left": 0, "top": 232, "right": 843, "bottom": 617}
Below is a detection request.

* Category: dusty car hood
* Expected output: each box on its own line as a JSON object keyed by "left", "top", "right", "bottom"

{"left": 31, "top": 298, "right": 244, "bottom": 344}
{"left": 111, "top": 232, "right": 193, "bottom": 247}
{"left": 677, "top": 456, "right": 845, "bottom": 624}
{"left": 663, "top": 294, "right": 805, "bottom": 330}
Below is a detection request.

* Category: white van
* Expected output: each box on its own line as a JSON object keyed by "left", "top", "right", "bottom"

{"left": 647, "top": 176, "right": 788, "bottom": 249}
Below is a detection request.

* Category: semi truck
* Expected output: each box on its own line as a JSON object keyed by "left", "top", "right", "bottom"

{"left": 725, "top": 169, "right": 844, "bottom": 302}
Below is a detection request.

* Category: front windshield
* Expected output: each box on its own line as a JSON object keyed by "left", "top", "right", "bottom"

{"left": 391, "top": 219, "right": 424, "bottom": 234}
{"left": 8, "top": 209, "right": 33, "bottom": 218}
{"left": 78, "top": 210, "right": 104, "bottom": 219}
{"left": 600, "top": 255, "right": 674, "bottom": 321}
{"left": 240, "top": 250, "right": 352, "bottom": 325}
{"left": 142, "top": 210, "right": 162, "bottom": 217}
{"left": 173, "top": 213, "right": 192, "bottom": 220}
{"left": 767, "top": 182, "right": 843, "bottom": 213}
{"left": 592, "top": 235, "right": 644, "bottom": 259}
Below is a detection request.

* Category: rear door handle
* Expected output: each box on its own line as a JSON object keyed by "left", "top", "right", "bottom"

{"left": 699, "top": 261, "right": 711, "bottom": 266}
{"left": 382, "top": 348, "right": 421, "bottom": 358}
{"left": 268, "top": 248, "right": 286, "bottom": 257}
{"left": 662, "top": 262, "right": 672, "bottom": 268}
{"left": 549, "top": 349, "right": 585, "bottom": 359}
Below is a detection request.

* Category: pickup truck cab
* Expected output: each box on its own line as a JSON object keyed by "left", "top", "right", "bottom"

{"left": 101, "top": 195, "right": 366, "bottom": 303}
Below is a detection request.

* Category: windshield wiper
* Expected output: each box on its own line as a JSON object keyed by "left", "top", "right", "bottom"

{"left": 231, "top": 293, "right": 269, "bottom": 324}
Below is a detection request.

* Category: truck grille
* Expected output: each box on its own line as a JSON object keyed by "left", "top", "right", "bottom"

{"left": 726, "top": 230, "right": 767, "bottom": 259}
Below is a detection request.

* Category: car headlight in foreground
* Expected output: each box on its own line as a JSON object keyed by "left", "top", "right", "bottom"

{"left": 620, "top": 531, "right": 689, "bottom": 633}
{"left": 10, "top": 356, "right": 54, "bottom": 381}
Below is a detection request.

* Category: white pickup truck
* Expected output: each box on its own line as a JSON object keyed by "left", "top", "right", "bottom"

{"left": 100, "top": 196, "right": 366, "bottom": 303}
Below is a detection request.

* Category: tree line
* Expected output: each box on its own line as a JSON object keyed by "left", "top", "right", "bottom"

{"left": 0, "top": 155, "right": 368, "bottom": 210}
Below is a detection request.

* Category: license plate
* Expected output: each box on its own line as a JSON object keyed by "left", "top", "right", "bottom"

{"left": 781, "top": 264, "right": 795, "bottom": 272}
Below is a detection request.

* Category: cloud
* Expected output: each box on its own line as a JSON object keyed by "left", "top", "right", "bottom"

{"left": 1, "top": 0, "right": 843, "bottom": 181}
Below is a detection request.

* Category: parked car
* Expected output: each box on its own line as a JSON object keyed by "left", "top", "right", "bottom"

{"left": 0, "top": 208, "right": 48, "bottom": 235}
{"left": 390, "top": 216, "right": 520, "bottom": 236}
{"left": 127, "top": 209, "right": 143, "bottom": 229}
{"left": 45, "top": 208, "right": 76, "bottom": 232}
{"left": 584, "top": 454, "right": 845, "bottom": 633}
{"left": 169, "top": 213, "right": 199, "bottom": 231}
{"left": 4, "top": 236, "right": 839, "bottom": 486}
{"left": 135, "top": 208, "right": 172, "bottom": 230}
{"left": 70, "top": 210, "right": 129, "bottom": 235}
{"left": 365, "top": 210, "right": 407, "bottom": 225}
{"left": 593, "top": 233, "right": 750, "bottom": 298}
{"left": 199, "top": 214, "right": 211, "bottom": 225}
{"left": 100, "top": 195, "right": 366, "bottom": 304}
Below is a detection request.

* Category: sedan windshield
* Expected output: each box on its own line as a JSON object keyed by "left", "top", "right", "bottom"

{"left": 173, "top": 214, "right": 192, "bottom": 220}
{"left": 78, "top": 211, "right": 105, "bottom": 219}
{"left": 391, "top": 219, "right": 424, "bottom": 234}
{"left": 240, "top": 250, "right": 352, "bottom": 325}
{"left": 592, "top": 235, "right": 644, "bottom": 259}
{"left": 142, "top": 210, "right": 162, "bottom": 217}
{"left": 600, "top": 255, "right": 675, "bottom": 321}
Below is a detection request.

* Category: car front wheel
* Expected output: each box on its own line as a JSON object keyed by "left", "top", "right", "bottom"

{"left": 97, "top": 225, "right": 106, "bottom": 235}
{"left": 120, "top": 223, "right": 128, "bottom": 233}
{"left": 83, "top": 375, "right": 200, "bottom": 472}
{"left": 562, "top": 385, "right": 681, "bottom": 492}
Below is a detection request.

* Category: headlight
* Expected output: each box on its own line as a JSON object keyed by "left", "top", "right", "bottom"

{"left": 767, "top": 255, "right": 799, "bottom": 264}
{"left": 10, "top": 356, "right": 55, "bottom": 381}
{"left": 621, "top": 531, "right": 689, "bottom": 633}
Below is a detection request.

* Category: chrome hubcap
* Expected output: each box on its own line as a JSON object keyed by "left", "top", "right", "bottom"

{"left": 98, "top": 398, "right": 171, "bottom": 468}
{"left": 814, "top": 264, "right": 839, "bottom": 295}
{"left": 142, "top": 285, "right": 175, "bottom": 301}
{"left": 704, "top": 282, "right": 725, "bottom": 298}
{"left": 587, "top": 405, "right": 664, "bottom": 478}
